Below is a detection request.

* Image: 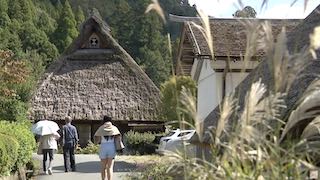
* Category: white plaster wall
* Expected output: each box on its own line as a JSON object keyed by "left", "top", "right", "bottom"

{"left": 225, "top": 72, "right": 249, "bottom": 95}
{"left": 190, "top": 58, "right": 199, "bottom": 79}
{"left": 197, "top": 60, "right": 223, "bottom": 121}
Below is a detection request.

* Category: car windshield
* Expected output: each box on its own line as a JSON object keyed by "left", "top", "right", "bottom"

{"left": 177, "top": 132, "right": 192, "bottom": 137}
{"left": 165, "top": 131, "right": 176, "bottom": 137}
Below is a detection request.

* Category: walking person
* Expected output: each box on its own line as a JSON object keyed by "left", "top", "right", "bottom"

{"left": 62, "top": 116, "right": 79, "bottom": 172}
{"left": 38, "top": 131, "right": 60, "bottom": 175}
{"left": 94, "top": 115, "right": 123, "bottom": 180}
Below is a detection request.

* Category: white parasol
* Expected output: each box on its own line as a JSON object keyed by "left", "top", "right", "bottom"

{"left": 31, "top": 120, "right": 60, "bottom": 136}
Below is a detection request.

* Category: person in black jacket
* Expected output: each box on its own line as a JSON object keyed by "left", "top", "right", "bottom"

{"left": 62, "top": 116, "right": 79, "bottom": 172}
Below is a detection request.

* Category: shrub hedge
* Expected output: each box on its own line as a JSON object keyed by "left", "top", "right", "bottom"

{"left": 77, "top": 141, "right": 99, "bottom": 154}
{"left": 124, "top": 130, "right": 156, "bottom": 155}
{"left": 0, "top": 121, "right": 36, "bottom": 177}
{"left": 0, "top": 134, "right": 19, "bottom": 176}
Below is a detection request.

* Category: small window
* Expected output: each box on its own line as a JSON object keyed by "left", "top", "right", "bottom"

{"left": 89, "top": 34, "right": 100, "bottom": 48}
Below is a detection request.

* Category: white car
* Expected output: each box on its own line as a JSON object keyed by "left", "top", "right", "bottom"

{"left": 156, "top": 129, "right": 196, "bottom": 155}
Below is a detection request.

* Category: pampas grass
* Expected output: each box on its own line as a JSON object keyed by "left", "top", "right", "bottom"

{"left": 130, "top": 0, "right": 320, "bottom": 179}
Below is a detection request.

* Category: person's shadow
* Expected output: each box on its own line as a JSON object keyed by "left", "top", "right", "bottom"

{"left": 53, "top": 161, "right": 137, "bottom": 173}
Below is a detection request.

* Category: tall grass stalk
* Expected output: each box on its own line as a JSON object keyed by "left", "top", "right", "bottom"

{"left": 138, "top": 0, "right": 320, "bottom": 179}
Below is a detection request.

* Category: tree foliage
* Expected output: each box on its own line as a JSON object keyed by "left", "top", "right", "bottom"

{"left": 160, "top": 76, "right": 196, "bottom": 124}
{"left": 159, "top": 0, "right": 197, "bottom": 39}
{"left": 52, "top": 0, "right": 78, "bottom": 53}
{"left": 233, "top": 6, "right": 257, "bottom": 18}
{"left": 0, "top": 50, "right": 31, "bottom": 121}
{"left": 75, "top": 5, "right": 85, "bottom": 29}
{"left": 0, "top": 0, "right": 197, "bottom": 123}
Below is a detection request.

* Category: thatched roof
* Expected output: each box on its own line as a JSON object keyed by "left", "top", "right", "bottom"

{"left": 171, "top": 14, "right": 301, "bottom": 76}
{"left": 30, "top": 12, "right": 160, "bottom": 121}
{"left": 198, "top": 5, "right": 320, "bottom": 143}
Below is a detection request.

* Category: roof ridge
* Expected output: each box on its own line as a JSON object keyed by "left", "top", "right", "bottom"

{"left": 169, "top": 14, "right": 303, "bottom": 22}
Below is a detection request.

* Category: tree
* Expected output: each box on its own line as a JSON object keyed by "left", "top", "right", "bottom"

{"left": 0, "top": 0, "right": 8, "bottom": 14}
{"left": 106, "top": 0, "right": 133, "bottom": 52}
{"left": 0, "top": 12, "right": 11, "bottom": 28}
{"left": 0, "top": 27, "right": 22, "bottom": 53}
{"left": 138, "top": 47, "right": 170, "bottom": 86}
{"left": 159, "top": 0, "right": 197, "bottom": 39}
{"left": 233, "top": 6, "right": 257, "bottom": 18}
{"left": 0, "top": 50, "right": 31, "bottom": 122}
{"left": 19, "top": 21, "right": 58, "bottom": 63}
{"left": 36, "top": 10, "right": 56, "bottom": 35}
{"left": 52, "top": 0, "right": 78, "bottom": 53}
{"left": 75, "top": 6, "right": 85, "bottom": 29}
{"left": 160, "top": 76, "right": 196, "bottom": 125}
{"left": 8, "top": 0, "right": 33, "bottom": 22}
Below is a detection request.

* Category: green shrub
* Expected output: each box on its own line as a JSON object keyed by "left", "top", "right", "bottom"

{"left": 0, "top": 121, "right": 36, "bottom": 169}
{"left": 0, "top": 98, "right": 28, "bottom": 122}
{"left": 77, "top": 141, "right": 99, "bottom": 154}
{"left": 0, "top": 133, "right": 19, "bottom": 177}
{"left": 124, "top": 131, "right": 156, "bottom": 155}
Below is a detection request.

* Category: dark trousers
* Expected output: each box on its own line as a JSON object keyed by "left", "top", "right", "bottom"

{"left": 42, "top": 149, "right": 54, "bottom": 171}
{"left": 63, "top": 146, "right": 76, "bottom": 171}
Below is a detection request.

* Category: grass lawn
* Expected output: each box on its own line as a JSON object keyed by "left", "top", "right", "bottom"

{"left": 117, "top": 154, "right": 173, "bottom": 171}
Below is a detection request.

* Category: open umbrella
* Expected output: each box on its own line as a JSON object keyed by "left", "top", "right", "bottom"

{"left": 31, "top": 120, "right": 60, "bottom": 136}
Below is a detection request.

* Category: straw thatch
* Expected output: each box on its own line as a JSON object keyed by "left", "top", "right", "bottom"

{"left": 30, "top": 12, "right": 160, "bottom": 121}
{"left": 199, "top": 5, "right": 320, "bottom": 143}
{"left": 170, "top": 14, "right": 301, "bottom": 76}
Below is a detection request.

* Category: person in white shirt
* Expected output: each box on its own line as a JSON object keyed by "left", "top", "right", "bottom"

{"left": 38, "top": 131, "right": 60, "bottom": 175}
{"left": 94, "top": 116, "right": 122, "bottom": 180}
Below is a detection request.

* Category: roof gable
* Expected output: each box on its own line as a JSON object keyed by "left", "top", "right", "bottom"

{"left": 30, "top": 13, "right": 160, "bottom": 121}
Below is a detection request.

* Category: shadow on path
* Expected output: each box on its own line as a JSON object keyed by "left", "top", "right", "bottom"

{"left": 53, "top": 161, "right": 137, "bottom": 173}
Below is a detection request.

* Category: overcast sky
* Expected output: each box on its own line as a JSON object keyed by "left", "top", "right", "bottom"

{"left": 188, "top": 0, "right": 320, "bottom": 18}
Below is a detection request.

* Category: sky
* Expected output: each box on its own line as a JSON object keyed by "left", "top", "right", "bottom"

{"left": 188, "top": 0, "right": 320, "bottom": 19}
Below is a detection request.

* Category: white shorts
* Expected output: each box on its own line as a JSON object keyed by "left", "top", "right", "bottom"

{"left": 99, "top": 142, "right": 116, "bottom": 159}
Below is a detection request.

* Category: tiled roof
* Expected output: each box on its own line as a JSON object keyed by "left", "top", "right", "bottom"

{"left": 175, "top": 16, "right": 301, "bottom": 76}
{"left": 186, "top": 18, "right": 301, "bottom": 57}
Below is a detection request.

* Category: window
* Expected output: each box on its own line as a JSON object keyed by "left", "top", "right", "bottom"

{"left": 89, "top": 34, "right": 100, "bottom": 48}
{"left": 177, "top": 132, "right": 192, "bottom": 137}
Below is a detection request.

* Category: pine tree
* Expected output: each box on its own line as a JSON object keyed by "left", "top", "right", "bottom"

{"left": 19, "top": 21, "right": 58, "bottom": 62}
{"left": 8, "top": 0, "right": 22, "bottom": 20}
{"left": 0, "top": 0, "right": 8, "bottom": 14}
{"left": 52, "top": 0, "right": 78, "bottom": 53}
{"left": 107, "top": 0, "right": 133, "bottom": 52}
{"left": 130, "top": 0, "right": 171, "bottom": 86}
{"left": 36, "top": 10, "right": 56, "bottom": 35}
{"left": 0, "top": 28, "right": 22, "bottom": 53}
{"left": 75, "top": 6, "right": 85, "bottom": 29}
{"left": 8, "top": 0, "right": 33, "bottom": 22}
{"left": 19, "top": 0, "right": 33, "bottom": 22}
{"left": 0, "top": 12, "right": 11, "bottom": 28}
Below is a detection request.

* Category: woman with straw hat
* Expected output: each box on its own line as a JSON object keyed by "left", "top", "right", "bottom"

{"left": 94, "top": 115, "right": 122, "bottom": 180}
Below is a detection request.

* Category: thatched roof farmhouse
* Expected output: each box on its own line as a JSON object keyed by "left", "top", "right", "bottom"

{"left": 30, "top": 12, "right": 163, "bottom": 145}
